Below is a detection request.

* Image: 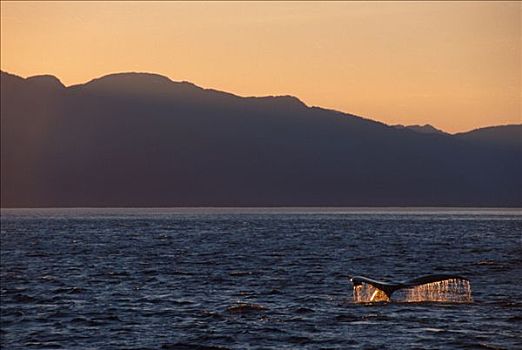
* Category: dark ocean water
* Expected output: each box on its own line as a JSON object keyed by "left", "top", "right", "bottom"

{"left": 1, "top": 208, "right": 521, "bottom": 349}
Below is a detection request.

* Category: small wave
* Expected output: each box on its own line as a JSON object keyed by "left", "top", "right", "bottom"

{"left": 455, "top": 342, "right": 507, "bottom": 350}
{"left": 25, "top": 252, "right": 49, "bottom": 258}
{"left": 13, "top": 294, "right": 36, "bottom": 303}
{"left": 91, "top": 314, "right": 122, "bottom": 323}
{"left": 70, "top": 317, "right": 104, "bottom": 326}
{"left": 477, "top": 260, "right": 498, "bottom": 265}
{"left": 40, "top": 275, "right": 58, "bottom": 281}
{"left": 23, "top": 341, "right": 63, "bottom": 348}
{"left": 235, "top": 290, "right": 254, "bottom": 296}
{"left": 48, "top": 310, "right": 70, "bottom": 319}
{"left": 200, "top": 310, "right": 224, "bottom": 320}
{"left": 507, "top": 315, "right": 522, "bottom": 323}
{"left": 228, "top": 271, "right": 255, "bottom": 277}
{"left": 267, "top": 288, "right": 281, "bottom": 295}
{"left": 161, "top": 343, "right": 230, "bottom": 350}
{"left": 226, "top": 303, "right": 268, "bottom": 314}
{"left": 286, "top": 336, "right": 312, "bottom": 345}
{"left": 52, "top": 287, "right": 84, "bottom": 294}
{"left": 2, "top": 287, "right": 28, "bottom": 294}
{"left": 295, "top": 307, "right": 314, "bottom": 314}
{"left": 335, "top": 314, "right": 360, "bottom": 322}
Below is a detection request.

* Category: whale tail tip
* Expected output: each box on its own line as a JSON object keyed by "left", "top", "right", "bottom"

{"left": 351, "top": 274, "right": 472, "bottom": 303}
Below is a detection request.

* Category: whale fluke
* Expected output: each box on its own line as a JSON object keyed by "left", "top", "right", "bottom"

{"left": 350, "top": 274, "right": 472, "bottom": 303}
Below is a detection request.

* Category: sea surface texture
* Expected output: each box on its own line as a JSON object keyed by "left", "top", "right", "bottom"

{"left": 1, "top": 208, "right": 521, "bottom": 349}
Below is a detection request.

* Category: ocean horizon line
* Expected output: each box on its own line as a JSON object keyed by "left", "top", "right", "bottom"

{"left": 2, "top": 206, "right": 521, "bottom": 215}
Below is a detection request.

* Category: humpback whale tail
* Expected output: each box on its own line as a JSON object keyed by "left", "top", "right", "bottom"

{"left": 350, "top": 274, "right": 472, "bottom": 303}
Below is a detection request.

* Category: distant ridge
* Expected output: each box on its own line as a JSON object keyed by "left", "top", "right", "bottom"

{"left": 454, "top": 124, "right": 522, "bottom": 149}
{"left": 393, "top": 124, "right": 448, "bottom": 135}
{"left": 1, "top": 70, "right": 521, "bottom": 207}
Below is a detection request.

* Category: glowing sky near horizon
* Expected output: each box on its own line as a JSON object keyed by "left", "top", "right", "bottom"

{"left": 1, "top": 1, "right": 520, "bottom": 133}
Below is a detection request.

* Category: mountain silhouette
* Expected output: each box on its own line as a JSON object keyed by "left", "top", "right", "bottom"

{"left": 454, "top": 125, "right": 522, "bottom": 149}
{"left": 393, "top": 124, "right": 448, "bottom": 135}
{"left": 1, "top": 71, "right": 521, "bottom": 207}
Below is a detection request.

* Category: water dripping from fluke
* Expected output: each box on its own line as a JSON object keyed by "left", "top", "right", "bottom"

{"left": 350, "top": 274, "right": 473, "bottom": 303}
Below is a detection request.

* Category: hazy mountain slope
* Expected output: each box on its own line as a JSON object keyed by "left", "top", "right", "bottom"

{"left": 455, "top": 125, "right": 522, "bottom": 149}
{"left": 1, "top": 71, "right": 521, "bottom": 207}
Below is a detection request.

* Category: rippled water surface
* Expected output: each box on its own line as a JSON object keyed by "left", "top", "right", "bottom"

{"left": 1, "top": 208, "right": 521, "bottom": 349}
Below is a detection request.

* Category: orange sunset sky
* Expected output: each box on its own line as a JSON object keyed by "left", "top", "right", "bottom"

{"left": 1, "top": 1, "right": 520, "bottom": 133}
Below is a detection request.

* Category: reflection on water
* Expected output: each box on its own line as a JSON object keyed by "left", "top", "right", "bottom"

{"left": 353, "top": 278, "right": 473, "bottom": 303}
